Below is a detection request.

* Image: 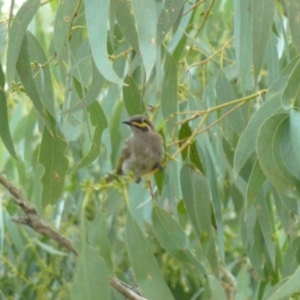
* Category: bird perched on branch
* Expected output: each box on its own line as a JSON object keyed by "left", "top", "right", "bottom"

{"left": 106, "top": 115, "right": 164, "bottom": 183}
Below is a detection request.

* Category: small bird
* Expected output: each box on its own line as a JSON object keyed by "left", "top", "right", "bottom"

{"left": 107, "top": 115, "right": 164, "bottom": 183}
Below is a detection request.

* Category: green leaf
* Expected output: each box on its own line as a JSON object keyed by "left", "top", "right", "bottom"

{"left": 123, "top": 76, "right": 146, "bottom": 116}
{"left": 285, "top": 0, "right": 300, "bottom": 54}
{"left": 54, "top": 0, "right": 79, "bottom": 55}
{"left": 265, "top": 266, "right": 300, "bottom": 300}
{"left": 16, "top": 35, "right": 49, "bottom": 125}
{"left": 246, "top": 159, "right": 266, "bottom": 212}
{"left": 156, "top": 0, "right": 184, "bottom": 44}
{"left": 132, "top": 0, "right": 157, "bottom": 81}
{"left": 0, "top": 63, "right": 18, "bottom": 160}
{"left": 180, "top": 164, "right": 218, "bottom": 276}
{"left": 235, "top": 57, "right": 300, "bottom": 173}
{"left": 255, "top": 191, "right": 275, "bottom": 269}
{"left": 6, "top": 0, "right": 40, "bottom": 86}
{"left": 272, "top": 189, "right": 293, "bottom": 236}
{"left": 178, "top": 122, "right": 204, "bottom": 172}
{"left": 208, "top": 276, "right": 227, "bottom": 300}
{"left": 282, "top": 237, "right": 300, "bottom": 278}
{"left": 64, "top": 59, "right": 105, "bottom": 114}
{"left": 251, "top": 0, "right": 275, "bottom": 82}
{"left": 235, "top": 265, "right": 250, "bottom": 300}
{"left": 72, "top": 102, "right": 107, "bottom": 173}
{"left": 290, "top": 109, "right": 300, "bottom": 164}
{"left": 115, "top": 0, "right": 139, "bottom": 51}
{"left": 152, "top": 205, "right": 206, "bottom": 274}
{"left": 84, "top": 0, "right": 123, "bottom": 85}
{"left": 234, "top": 0, "right": 253, "bottom": 90}
{"left": 39, "top": 117, "right": 69, "bottom": 207}
{"left": 26, "top": 31, "right": 55, "bottom": 114}
{"left": 216, "top": 71, "right": 245, "bottom": 134}
{"left": 281, "top": 58, "right": 300, "bottom": 109}
{"left": 161, "top": 50, "right": 177, "bottom": 132}
{"left": 70, "top": 245, "right": 110, "bottom": 300}
{"left": 126, "top": 212, "right": 174, "bottom": 300}
{"left": 257, "top": 113, "right": 300, "bottom": 198}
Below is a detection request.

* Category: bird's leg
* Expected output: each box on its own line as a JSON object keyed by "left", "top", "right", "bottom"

{"left": 146, "top": 178, "right": 155, "bottom": 198}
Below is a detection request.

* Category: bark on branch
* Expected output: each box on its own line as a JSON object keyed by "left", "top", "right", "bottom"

{"left": 109, "top": 277, "right": 148, "bottom": 300}
{"left": 0, "top": 173, "right": 78, "bottom": 255}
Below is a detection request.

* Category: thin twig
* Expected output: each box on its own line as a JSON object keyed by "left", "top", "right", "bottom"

{"left": 0, "top": 173, "right": 78, "bottom": 255}
{"left": 187, "top": 37, "right": 234, "bottom": 71}
{"left": 109, "top": 277, "right": 148, "bottom": 300}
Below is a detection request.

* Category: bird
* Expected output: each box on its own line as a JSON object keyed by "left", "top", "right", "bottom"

{"left": 106, "top": 115, "right": 164, "bottom": 183}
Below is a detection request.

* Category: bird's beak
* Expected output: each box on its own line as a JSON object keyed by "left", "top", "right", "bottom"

{"left": 122, "top": 120, "right": 131, "bottom": 126}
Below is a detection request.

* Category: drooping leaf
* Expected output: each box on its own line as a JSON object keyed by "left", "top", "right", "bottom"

{"left": 72, "top": 101, "right": 107, "bottom": 173}
{"left": 234, "top": 56, "right": 297, "bottom": 173}
{"left": 234, "top": 0, "right": 253, "bottom": 90}
{"left": 285, "top": 0, "right": 300, "bottom": 54}
{"left": 0, "top": 63, "right": 18, "bottom": 160}
{"left": 39, "top": 117, "right": 69, "bottom": 207}
{"left": 115, "top": 0, "right": 139, "bottom": 51}
{"left": 161, "top": 50, "right": 177, "bottom": 132}
{"left": 156, "top": 0, "right": 184, "bottom": 44}
{"left": 126, "top": 212, "right": 174, "bottom": 300}
{"left": 123, "top": 76, "right": 146, "bottom": 116}
{"left": 180, "top": 164, "right": 218, "bottom": 276}
{"left": 152, "top": 204, "right": 206, "bottom": 274}
{"left": 265, "top": 266, "right": 300, "bottom": 300}
{"left": 26, "top": 31, "right": 55, "bottom": 114}
{"left": 84, "top": 0, "right": 123, "bottom": 85}
{"left": 246, "top": 159, "right": 266, "bottom": 212}
{"left": 257, "top": 113, "right": 300, "bottom": 198}
{"left": 131, "top": 0, "right": 157, "bottom": 81}
{"left": 281, "top": 58, "right": 300, "bottom": 109}
{"left": 216, "top": 71, "right": 245, "bottom": 135}
{"left": 64, "top": 59, "right": 105, "bottom": 114}
{"left": 54, "top": 0, "right": 79, "bottom": 55}
{"left": 70, "top": 245, "right": 110, "bottom": 300}
{"left": 251, "top": 0, "right": 275, "bottom": 82}
{"left": 6, "top": 0, "right": 40, "bottom": 86}
{"left": 16, "top": 35, "right": 50, "bottom": 126}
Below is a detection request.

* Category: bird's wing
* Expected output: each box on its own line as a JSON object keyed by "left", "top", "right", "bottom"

{"left": 116, "top": 139, "right": 131, "bottom": 175}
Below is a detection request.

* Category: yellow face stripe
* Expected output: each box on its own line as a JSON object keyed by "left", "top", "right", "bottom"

{"left": 131, "top": 121, "right": 149, "bottom": 128}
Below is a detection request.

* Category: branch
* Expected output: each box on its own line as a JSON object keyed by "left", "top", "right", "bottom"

{"left": 0, "top": 173, "right": 78, "bottom": 255}
{"left": 109, "top": 277, "right": 148, "bottom": 300}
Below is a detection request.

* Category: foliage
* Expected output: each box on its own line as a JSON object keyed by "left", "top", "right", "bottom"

{"left": 1, "top": 0, "right": 300, "bottom": 299}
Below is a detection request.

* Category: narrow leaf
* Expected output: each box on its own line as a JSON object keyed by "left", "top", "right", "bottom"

{"left": 63, "top": 59, "right": 105, "bottom": 114}
{"left": 252, "top": 0, "right": 275, "bottom": 82}
{"left": 0, "top": 63, "right": 18, "bottom": 160}
{"left": 180, "top": 164, "right": 218, "bottom": 276}
{"left": 84, "top": 0, "right": 123, "bottom": 85}
{"left": 156, "top": 0, "right": 184, "bottom": 44}
{"left": 265, "top": 266, "right": 300, "bottom": 300}
{"left": 39, "top": 118, "right": 69, "bottom": 207}
{"left": 246, "top": 159, "right": 266, "bottom": 212}
{"left": 161, "top": 51, "right": 177, "bottom": 132}
{"left": 115, "top": 0, "right": 139, "bottom": 50}
{"left": 132, "top": 0, "right": 157, "bottom": 80}
{"left": 123, "top": 76, "right": 146, "bottom": 116}
{"left": 285, "top": 0, "right": 300, "bottom": 54}
{"left": 281, "top": 58, "right": 300, "bottom": 109}
{"left": 72, "top": 102, "right": 107, "bottom": 173}
{"left": 16, "top": 35, "right": 49, "bottom": 125}
{"left": 54, "top": 0, "right": 79, "bottom": 55}
{"left": 6, "top": 0, "right": 40, "bottom": 86}
{"left": 70, "top": 246, "right": 110, "bottom": 300}
{"left": 152, "top": 205, "right": 206, "bottom": 274}
{"left": 126, "top": 212, "right": 174, "bottom": 300}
